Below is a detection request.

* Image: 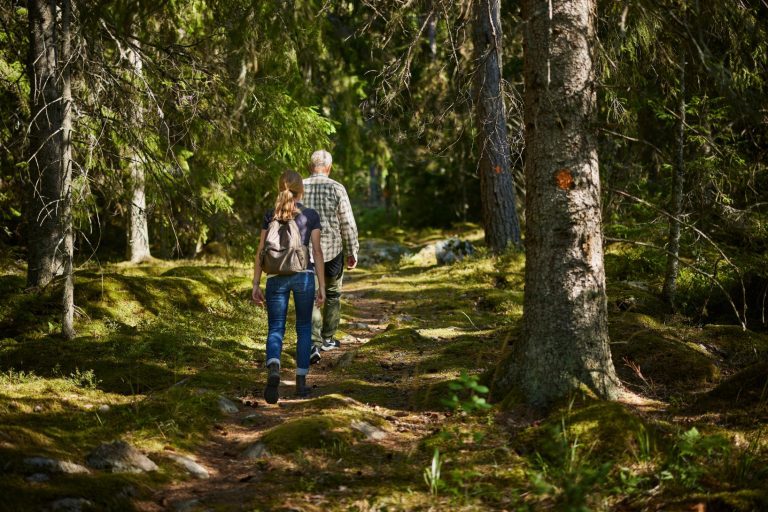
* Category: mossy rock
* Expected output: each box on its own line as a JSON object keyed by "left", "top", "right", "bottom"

{"left": 524, "top": 401, "right": 654, "bottom": 464}
{"left": 691, "top": 362, "right": 768, "bottom": 415}
{"left": 606, "top": 281, "right": 668, "bottom": 318}
{"left": 361, "top": 328, "right": 431, "bottom": 352}
{"left": 259, "top": 395, "right": 388, "bottom": 453}
{"left": 260, "top": 415, "right": 362, "bottom": 454}
{"left": 610, "top": 314, "right": 720, "bottom": 392}
{"left": 698, "top": 325, "right": 768, "bottom": 366}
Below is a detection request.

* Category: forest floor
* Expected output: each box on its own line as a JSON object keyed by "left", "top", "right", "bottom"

{"left": 1, "top": 228, "right": 768, "bottom": 511}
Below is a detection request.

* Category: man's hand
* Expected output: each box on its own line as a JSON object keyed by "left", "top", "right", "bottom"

{"left": 346, "top": 254, "right": 358, "bottom": 269}
{"left": 252, "top": 285, "right": 265, "bottom": 306}
{"left": 315, "top": 287, "right": 326, "bottom": 307}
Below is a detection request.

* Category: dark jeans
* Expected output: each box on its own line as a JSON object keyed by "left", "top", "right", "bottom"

{"left": 265, "top": 271, "right": 315, "bottom": 375}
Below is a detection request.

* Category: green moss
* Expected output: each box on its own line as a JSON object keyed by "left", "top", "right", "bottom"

{"left": 261, "top": 416, "right": 354, "bottom": 453}
{"left": 610, "top": 315, "right": 720, "bottom": 393}
{"left": 692, "top": 361, "right": 768, "bottom": 415}
{"left": 526, "top": 401, "right": 653, "bottom": 464}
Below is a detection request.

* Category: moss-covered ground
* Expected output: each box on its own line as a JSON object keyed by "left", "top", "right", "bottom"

{"left": 1, "top": 228, "right": 767, "bottom": 511}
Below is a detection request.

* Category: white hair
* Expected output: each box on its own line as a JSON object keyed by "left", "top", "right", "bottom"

{"left": 310, "top": 150, "right": 332, "bottom": 169}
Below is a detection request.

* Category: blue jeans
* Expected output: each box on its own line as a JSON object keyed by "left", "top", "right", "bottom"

{"left": 265, "top": 272, "right": 315, "bottom": 376}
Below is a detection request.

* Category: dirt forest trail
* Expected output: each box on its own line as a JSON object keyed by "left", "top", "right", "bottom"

{"left": 150, "top": 267, "right": 453, "bottom": 511}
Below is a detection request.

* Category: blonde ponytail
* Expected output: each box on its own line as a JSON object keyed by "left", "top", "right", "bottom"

{"left": 274, "top": 170, "right": 304, "bottom": 221}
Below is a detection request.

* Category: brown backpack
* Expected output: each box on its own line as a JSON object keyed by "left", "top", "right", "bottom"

{"left": 260, "top": 214, "right": 309, "bottom": 275}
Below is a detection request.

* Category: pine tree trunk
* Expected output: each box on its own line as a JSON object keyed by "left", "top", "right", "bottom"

{"left": 496, "top": 0, "right": 620, "bottom": 407}
{"left": 472, "top": 0, "right": 521, "bottom": 252}
{"left": 26, "top": 0, "right": 65, "bottom": 288}
{"left": 125, "top": 36, "right": 151, "bottom": 263}
{"left": 662, "top": 53, "right": 686, "bottom": 308}
{"left": 61, "top": 0, "right": 74, "bottom": 339}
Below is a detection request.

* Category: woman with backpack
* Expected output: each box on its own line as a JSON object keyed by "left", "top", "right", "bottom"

{"left": 252, "top": 170, "right": 325, "bottom": 403}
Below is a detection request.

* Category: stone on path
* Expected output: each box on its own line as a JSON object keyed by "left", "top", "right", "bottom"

{"left": 23, "top": 456, "right": 89, "bottom": 474}
{"left": 167, "top": 454, "right": 210, "bottom": 479}
{"left": 217, "top": 396, "right": 239, "bottom": 414}
{"left": 26, "top": 472, "right": 50, "bottom": 482}
{"left": 332, "top": 350, "right": 356, "bottom": 369}
{"left": 173, "top": 498, "right": 204, "bottom": 512}
{"left": 85, "top": 441, "right": 158, "bottom": 473}
{"left": 50, "top": 498, "right": 95, "bottom": 512}
{"left": 351, "top": 420, "right": 387, "bottom": 441}
{"left": 241, "top": 442, "right": 270, "bottom": 460}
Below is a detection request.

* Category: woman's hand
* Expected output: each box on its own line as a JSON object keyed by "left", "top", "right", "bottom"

{"left": 315, "top": 287, "right": 326, "bottom": 307}
{"left": 252, "top": 285, "right": 265, "bottom": 306}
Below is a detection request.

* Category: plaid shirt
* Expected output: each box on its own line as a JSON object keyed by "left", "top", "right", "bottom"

{"left": 303, "top": 173, "right": 359, "bottom": 262}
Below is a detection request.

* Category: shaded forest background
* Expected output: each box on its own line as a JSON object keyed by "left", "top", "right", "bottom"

{"left": 1, "top": 2, "right": 768, "bottom": 510}
{"left": 1, "top": 0, "right": 767, "bottom": 333}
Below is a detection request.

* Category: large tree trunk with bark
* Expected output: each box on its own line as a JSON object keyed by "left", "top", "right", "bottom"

{"left": 26, "top": 0, "right": 66, "bottom": 288}
{"left": 496, "top": 0, "right": 620, "bottom": 408}
{"left": 60, "top": 0, "right": 74, "bottom": 339}
{"left": 26, "top": 0, "right": 75, "bottom": 338}
{"left": 124, "top": 35, "right": 151, "bottom": 263}
{"left": 662, "top": 53, "right": 686, "bottom": 308}
{"left": 472, "top": 0, "right": 521, "bottom": 252}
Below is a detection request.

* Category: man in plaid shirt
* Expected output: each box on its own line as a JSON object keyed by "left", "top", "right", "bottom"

{"left": 303, "top": 150, "right": 359, "bottom": 359}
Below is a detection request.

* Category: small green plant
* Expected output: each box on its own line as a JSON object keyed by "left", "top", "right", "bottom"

{"left": 634, "top": 424, "right": 654, "bottom": 462}
{"left": 424, "top": 448, "right": 443, "bottom": 496}
{"left": 661, "top": 427, "right": 730, "bottom": 489}
{"left": 68, "top": 368, "right": 101, "bottom": 389}
{"left": 442, "top": 371, "right": 492, "bottom": 413}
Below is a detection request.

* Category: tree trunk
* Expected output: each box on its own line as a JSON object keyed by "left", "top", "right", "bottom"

{"left": 662, "top": 53, "right": 686, "bottom": 308}
{"left": 125, "top": 36, "right": 151, "bottom": 263}
{"left": 26, "top": 0, "right": 75, "bottom": 337}
{"left": 61, "top": 0, "right": 74, "bottom": 339}
{"left": 26, "top": 0, "right": 65, "bottom": 288}
{"left": 496, "top": 0, "right": 620, "bottom": 408}
{"left": 472, "top": 0, "right": 522, "bottom": 252}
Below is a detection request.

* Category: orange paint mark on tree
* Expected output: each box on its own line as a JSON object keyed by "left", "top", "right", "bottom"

{"left": 555, "top": 168, "right": 574, "bottom": 190}
{"left": 494, "top": 165, "right": 502, "bottom": 174}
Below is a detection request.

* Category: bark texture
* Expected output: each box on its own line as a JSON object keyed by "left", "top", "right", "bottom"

{"left": 499, "top": 0, "right": 620, "bottom": 407}
{"left": 26, "top": 0, "right": 66, "bottom": 287}
{"left": 662, "top": 53, "right": 686, "bottom": 308}
{"left": 124, "top": 37, "right": 151, "bottom": 263}
{"left": 26, "top": 0, "right": 75, "bottom": 337}
{"left": 61, "top": 0, "right": 74, "bottom": 339}
{"left": 472, "top": 0, "right": 521, "bottom": 252}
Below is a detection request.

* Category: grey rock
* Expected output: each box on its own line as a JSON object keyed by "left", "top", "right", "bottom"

{"left": 435, "top": 238, "right": 475, "bottom": 265}
{"left": 333, "top": 350, "right": 357, "bottom": 369}
{"left": 26, "top": 472, "right": 50, "bottom": 482}
{"left": 97, "top": 404, "right": 110, "bottom": 413}
{"left": 217, "top": 396, "right": 239, "bottom": 414}
{"left": 23, "top": 457, "right": 89, "bottom": 474}
{"left": 86, "top": 441, "right": 158, "bottom": 473}
{"left": 33, "top": 405, "right": 43, "bottom": 412}
{"left": 173, "top": 499, "right": 202, "bottom": 512}
{"left": 241, "top": 442, "right": 270, "bottom": 460}
{"left": 351, "top": 420, "right": 387, "bottom": 441}
{"left": 167, "top": 454, "right": 209, "bottom": 479}
{"left": 50, "top": 498, "right": 95, "bottom": 512}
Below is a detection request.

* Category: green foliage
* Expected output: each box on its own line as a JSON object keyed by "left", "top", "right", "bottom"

{"left": 660, "top": 427, "right": 730, "bottom": 489}
{"left": 442, "top": 370, "right": 492, "bottom": 413}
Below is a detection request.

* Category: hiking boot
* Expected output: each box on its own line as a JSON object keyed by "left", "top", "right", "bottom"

{"left": 296, "top": 375, "right": 311, "bottom": 398}
{"left": 264, "top": 363, "right": 280, "bottom": 404}
{"left": 310, "top": 345, "right": 322, "bottom": 364}
{"left": 320, "top": 337, "right": 341, "bottom": 351}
